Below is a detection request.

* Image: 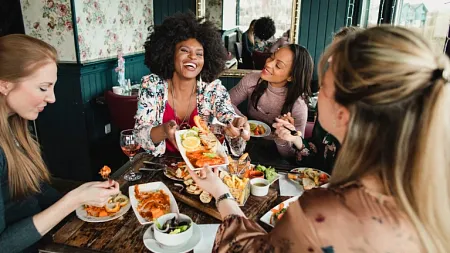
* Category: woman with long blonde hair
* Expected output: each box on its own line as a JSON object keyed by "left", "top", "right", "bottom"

{"left": 187, "top": 26, "right": 450, "bottom": 252}
{"left": 0, "top": 34, "right": 120, "bottom": 252}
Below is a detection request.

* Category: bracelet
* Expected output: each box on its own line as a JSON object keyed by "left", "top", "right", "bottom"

{"left": 215, "top": 192, "right": 235, "bottom": 207}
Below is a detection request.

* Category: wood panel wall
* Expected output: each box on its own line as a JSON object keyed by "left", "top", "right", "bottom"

{"left": 153, "top": 0, "right": 196, "bottom": 25}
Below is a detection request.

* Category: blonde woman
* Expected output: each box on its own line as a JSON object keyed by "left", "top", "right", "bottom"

{"left": 188, "top": 26, "right": 450, "bottom": 252}
{"left": 0, "top": 34, "right": 120, "bottom": 252}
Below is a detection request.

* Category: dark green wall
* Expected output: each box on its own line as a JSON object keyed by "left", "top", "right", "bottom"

{"left": 153, "top": 0, "right": 196, "bottom": 24}
{"left": 298, "top": 0, "right": 350, "bottom": 90}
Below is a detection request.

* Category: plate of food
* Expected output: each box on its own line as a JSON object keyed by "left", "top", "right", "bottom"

{"left": 183, "top": 172, "right": 214, "bottom": 204}
{"left": 288, "top": 168, "right": 330, "bottom": 190}
{"left": 175, "top": 116, "right": 229, "bottom": 171}
{"left": 163, "top": 162, "right": 189, "bottom": 182}
{"left": 260, "top": 195, "right": 300, "bottom": 227}
{"left": 129, "top": 182, "right": 179, "bottom": 225}
{"left": 248, "top": 120, "right": 271, "bottom": 137}
{"left": 76, "top": 193, "right": 131, "bottom": 223}
{"left": 226, "top": 154, "right": 279, "bottom": 184}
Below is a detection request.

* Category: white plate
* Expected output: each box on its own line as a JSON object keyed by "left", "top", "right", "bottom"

{"left": 76, "top": 201, "right": 131, "bottom": 223}
{"left": 143, "top": 223, "right": 202, "bottom": 253}
{"left": 164, "top": 169, "right": 184, "bottom": 182}
{"left": 289, "top": 168, "right": 330, "bottom": 190}
{"left": 248, "top": 120, "right": 271, "bottom": 137}
{"left": 175, "top": 129, "right": 229, "bottom": 171}
{"left": 259, "top": 195, "right": 301, "bottom": 227}
{"left": 128, "top": 182, "right": 179, "bottom": 225}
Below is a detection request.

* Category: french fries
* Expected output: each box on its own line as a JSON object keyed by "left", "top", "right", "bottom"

{"left": 222, "top": 174, "right": 250, "bottom": 205}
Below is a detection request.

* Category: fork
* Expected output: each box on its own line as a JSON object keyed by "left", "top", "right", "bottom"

{"left": 283, "top": 125, "right": 299, "bottom": 136}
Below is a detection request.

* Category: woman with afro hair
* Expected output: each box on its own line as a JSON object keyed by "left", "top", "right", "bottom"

{"left": 134, "top": 12, "right": 250, "bottom": 156}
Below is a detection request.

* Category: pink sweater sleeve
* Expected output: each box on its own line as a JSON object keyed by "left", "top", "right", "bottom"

{"left": 229, "top": 72, "right": 260, "bottom": 116}
{"left": 276, "top": 98, "right": 308, "bottom": 157}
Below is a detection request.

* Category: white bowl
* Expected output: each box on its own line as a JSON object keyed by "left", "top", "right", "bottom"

{"left": 153, "top": 213, "right": 193, "bottom": 247}
{"left": 250, "top": 178, "right": 270, "bottom": 196}
{"left": 112, "top": 86, "right": 124, "bottom": 95}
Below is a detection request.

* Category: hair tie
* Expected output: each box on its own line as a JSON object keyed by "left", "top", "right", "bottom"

{"left": 431, "top": 68, "right": 448, "bottom": 83}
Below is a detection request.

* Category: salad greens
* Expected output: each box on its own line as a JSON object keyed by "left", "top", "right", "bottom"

{"left": 155, "top": 217, "right": 191, "bottom": 234}
{"left": 255, "top": 165, "right": 278, "bottom": 182}
{"left": 203, "top": 152, "right": 217, "bottom": 158}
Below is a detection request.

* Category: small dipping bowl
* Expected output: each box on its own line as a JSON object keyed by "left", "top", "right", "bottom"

{"left": 250, "top": 178, "right": 270, "bottom": 196}
{"left": 153, "top": 213, "right": 193, "bottom": 247}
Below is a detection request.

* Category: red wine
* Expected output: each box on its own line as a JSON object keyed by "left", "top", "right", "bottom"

{"left": 121, "top": 144, "right": 141, "bottom": 157}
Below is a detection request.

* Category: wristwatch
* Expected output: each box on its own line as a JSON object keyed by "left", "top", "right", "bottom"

{"left": 215, "top": 192, "right": 235, "bottom": 207}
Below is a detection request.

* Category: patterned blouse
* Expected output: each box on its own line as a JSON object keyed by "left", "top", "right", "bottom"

{"left": 134, "top": 74, "right": 238, "bottom": 156}
{"left": 213, "top": 181, "right": 423, "bottom": 253}
{"left": 295, "top": 105, "right": 339, "bottom": 174}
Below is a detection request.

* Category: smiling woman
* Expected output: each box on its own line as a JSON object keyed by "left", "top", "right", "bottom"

{"left": 134, "top": 12, "right": 251, "bottom": 156}
{"left": 0, "top": 34, "right": 120, "bottom": 252}
{"left": 229, "top": 44, "right": 313, "bottom": 157}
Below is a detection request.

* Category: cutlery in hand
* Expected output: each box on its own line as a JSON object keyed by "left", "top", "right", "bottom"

{"left": 283, "top": 125, "right": 300, "bottom": 136}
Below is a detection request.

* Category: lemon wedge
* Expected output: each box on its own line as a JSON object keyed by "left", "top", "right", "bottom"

{"left": 182, "top": 130, "right": 198, "bottom": 140}
{"left": 182, "top": 136, "right": 201, "bottom": 150}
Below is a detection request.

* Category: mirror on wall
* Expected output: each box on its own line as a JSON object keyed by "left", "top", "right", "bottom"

{"left": 196, "top": 0, "right": 300, "bottom": 71}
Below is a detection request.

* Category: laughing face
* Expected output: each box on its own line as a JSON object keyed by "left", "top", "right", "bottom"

{"left": 173, "top": 38, "right": 204, "bottom": 80}
{"left": 260, "top": 47, "right": 294, "bottom": 86}
{"left": 1, "top": 62, "right": 57, "bottom": 120}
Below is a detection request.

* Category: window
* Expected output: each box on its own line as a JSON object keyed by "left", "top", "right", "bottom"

{"left": 394, "top": 0, "right": 450, "bottom": 52}
{"left": 236, "top": 0, "right": 292, "bottom": 38}
{"left": 360, "top": 0, "right": 382, "bottom": 27}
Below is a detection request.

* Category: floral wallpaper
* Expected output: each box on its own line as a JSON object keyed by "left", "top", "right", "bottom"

{"left": 21, "top": 0, "right": 77, "bottom": 62}
{"left": 205, "top": 0, "right": 222, "bottom": 29}
{"left": 74, "top": 0, "right": 153, "bottom": 63}
{"left": 20, "top": 0, "right": 154, "bottom": 63}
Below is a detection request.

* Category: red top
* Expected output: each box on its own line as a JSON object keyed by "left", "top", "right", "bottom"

{"left": 162, "top": 102, "right": 198, "bottom": 153}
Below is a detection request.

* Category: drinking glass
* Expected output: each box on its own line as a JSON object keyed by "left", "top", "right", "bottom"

{"left": 120, "top": 129, "right": 142, "bottom": 181}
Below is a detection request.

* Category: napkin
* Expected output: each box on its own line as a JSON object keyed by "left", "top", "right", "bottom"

{"left": 194, "top": 224, "right": 220, "bottom": 253}
{"left": 279, "top": 173, "right": 304, "bottom": 196}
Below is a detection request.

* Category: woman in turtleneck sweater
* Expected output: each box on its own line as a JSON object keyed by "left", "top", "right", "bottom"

{"left": 230, "top": 44, "right": 313, "bottom": 157}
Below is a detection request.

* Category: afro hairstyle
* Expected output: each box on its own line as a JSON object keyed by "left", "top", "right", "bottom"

{"left": 143, "top": 12, "right": 227, "bottom": 83}
{"left": 254, "top": 16, "right": 276, "bottom": 41}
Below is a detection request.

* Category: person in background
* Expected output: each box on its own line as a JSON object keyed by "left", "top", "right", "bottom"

{"left": 135, "top": 12, "right": 250, "bottom": 156}
{"left": 241, "top": 19, "right": 256, "bottom": 69}
{"left": 273, "top": 26, "right": 363, "bottom": 174}
{"left": 188, "top": 25, "right": 450, "bottom": 253}
{"left": 230, "top": 44, "right": 313, "bottom": 157}
{"left": 269, "top": 29, "right": 290, "bottom": 53}
{"left": 0, "top": 34, "right": 120, "bottom": 253}
{"left": 253, "top": 16, "right": 276, "bottom": 53}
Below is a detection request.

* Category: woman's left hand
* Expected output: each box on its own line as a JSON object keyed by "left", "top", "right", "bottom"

{"left": 224, "top": 117, "right": 251, "bottom": 141}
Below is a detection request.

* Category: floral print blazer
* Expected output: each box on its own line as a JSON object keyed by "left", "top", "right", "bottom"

{"left": 134, "top": 74, "right": 238, "bottom": 156}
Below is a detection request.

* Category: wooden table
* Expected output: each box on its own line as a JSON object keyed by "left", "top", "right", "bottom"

{"left": 39, "top": 152, "right": 292, "bottom": 253}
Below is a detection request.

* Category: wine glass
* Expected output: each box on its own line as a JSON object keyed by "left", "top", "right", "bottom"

{"left": 120, "top": 129, "right": 142, "bottom": 181}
